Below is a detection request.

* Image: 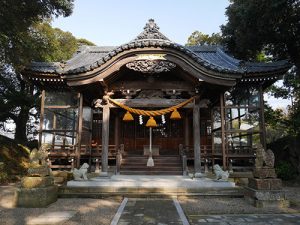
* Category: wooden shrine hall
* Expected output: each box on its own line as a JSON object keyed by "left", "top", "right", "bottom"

{"left": 22, "top": 19, "right": 291, "bottom": 176}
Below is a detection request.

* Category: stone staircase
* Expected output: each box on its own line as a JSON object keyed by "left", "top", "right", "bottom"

{"left": 120, "top": 155, "right": 183, "bottom": 175}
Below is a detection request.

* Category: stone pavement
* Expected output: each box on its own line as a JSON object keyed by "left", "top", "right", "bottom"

{"left": 116, "top": 198, "right": 186, "bottom": 225}
{"left": 111, "top": 198, "right": 300, "bottom": 225}
{"left": 67, "top": 175, "right": 236, "bottom": 189}
{"left": 188, "top": 214, "right": 300, "bottom": 225}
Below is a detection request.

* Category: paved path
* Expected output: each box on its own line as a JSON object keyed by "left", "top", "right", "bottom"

{"left": 188, "top": 214, "right": 300, "bottom": 225}
{"left": 111, "top": 198, "right": 300, "bottom": 225}
{"left": 115, "top": 198, "right": 188, "bottom": 225}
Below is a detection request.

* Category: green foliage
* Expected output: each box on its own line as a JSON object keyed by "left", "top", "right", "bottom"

{"left": 77, "top": 38, "right": 96, "bottom": 47}
{"left": 0, "top": 135, "right": 29, "bottom": 183}
{"left": 0, "top": 0, "right": 94, "bottom": 143}
{"left": 0, "top": 0, "right": 74, "bottom": 143}
{"left": 221, "top": 0, "right": 300, "bottom": 138}
{"left": 186, "top": 31, "right": 222, "bottom": 46}
{"left": 267, "top": 67, "right": 300, "bottom": 135}
{"left": 32, "top": 22, "right": 78, "bottom": 62}
{"left": 0, "top": 171, "right": 8, "bottom": 184}
{"left": 264, "top": 104, "right": 290, "bottom": 143}
{"left": 276, "top": 161, "right": 297, "bottom": 180}
{"left": 221, "top": 0, "right": 300, "bottom": 64}
{"left": 0, "top": 0, "right": 74, "bottom": 66}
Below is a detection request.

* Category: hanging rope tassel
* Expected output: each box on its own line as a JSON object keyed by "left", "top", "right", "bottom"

{"left": 147, "top": 155, "right": 154, "bottom": 167}
{"left": 146, "top": 116, "right": 158, "bottom": 127}
{"left": 123, "top": 111, "right": 134, "bottom": 121}
{"left": 170, "top": 109, "right": 181, "bottom": 120}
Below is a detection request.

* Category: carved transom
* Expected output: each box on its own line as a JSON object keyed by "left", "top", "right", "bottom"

{"left": 135, "top": 19, "right": 170, "bottom": 41}
{"left": 126, "top": 60, "right": 176, "bottom": 73}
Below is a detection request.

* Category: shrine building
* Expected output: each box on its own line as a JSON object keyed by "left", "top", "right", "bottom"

{"left": 22, "top": 19, "right": 291, "bottom": 176}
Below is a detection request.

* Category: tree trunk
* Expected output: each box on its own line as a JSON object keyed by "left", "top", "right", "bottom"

{"left": 14, "top": 77, "right": 31, "bottom": 144}
{"left": 14, "top": 105, "right": 30, "bottom": 143}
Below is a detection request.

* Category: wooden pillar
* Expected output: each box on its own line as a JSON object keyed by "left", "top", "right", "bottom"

{"left": 259, "top": 85, "right": 267, "bottom": 150}
{"left": 184, "top": 111, "right": 190, "bottom": 147}
{"left": 220, "top": 93, "right": 227, "bottom": 169}
{"left": 114, "top": 112, "right": 120, "bottom": 148}
{"left": 101, "top": 104, "right": 110, "bottom": 176}
{"left": 193, "top": 98, "right": 202, "bottom": 177}
{"left": 51, "top": 113, "right": 57, "bottom": 148}
{"left": 76, "top": 93, "right": 83, "bottom": 168}
{"left": 210, "top": 107, "right": 215, "bottom": 166}
{"left": 38, "top": 90, "right": 45, "bottom": 147}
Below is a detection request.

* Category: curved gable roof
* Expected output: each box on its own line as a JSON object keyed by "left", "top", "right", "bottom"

{"left": 24, "top": 19, "right": 291, "bottom": 86}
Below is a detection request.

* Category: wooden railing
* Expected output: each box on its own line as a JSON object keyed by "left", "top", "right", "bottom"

{"left": 178, "top": 144, "right": 213, "bottom": 160}
{"left": 213, "top": 145, "right": 256, "bottom": 159}
{"left": 48, "top": 144, "right": 76, "bottom": 158}
{"left": 47, "top": 143, "right": 121, "bottom": 170}
{"left": 179, "top": 144, "right": 212, "bottom": 173}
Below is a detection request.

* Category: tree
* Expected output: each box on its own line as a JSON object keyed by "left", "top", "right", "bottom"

{"left": 0, "top": 0, "right": 74, "bottom": 66}
{"left": 186, "top": 31, "right": 222, "bottom": 46}
{"left": 221, "top": 0, "right": 300, "bottom": 135}
{"left": 221, "top": 0, "right": 300, "bottom": 68}
{"left": 0, "top": 20, "right": 95, "bottom": 143}
{"left": 0, "top": 1, "right": 75, "bottom": 143}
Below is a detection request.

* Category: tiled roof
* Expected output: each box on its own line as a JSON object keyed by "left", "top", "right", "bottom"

{"left": 25, "top": 19, "right": 291, "bottom": 78}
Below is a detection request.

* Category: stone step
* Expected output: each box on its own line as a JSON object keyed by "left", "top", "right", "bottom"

{"left": 122, "top": 162, "right": 181, "bottom": 166}
{"left": 120, "top": 168, "right": 182, "bottom": 172}
{"left": 120, "top": 155, "right": 182, "bottom": 175}
{"left": 58, "top": 186, "right": 243, "bottom": 198}
{"left": 122, "top": 158, "right": 181, "bottom": 162}
{"left": 121, "top": 165, "right": 182, "bottom": 169}
{"left": 120, "top": 171, "right": 183, "bottom": 175}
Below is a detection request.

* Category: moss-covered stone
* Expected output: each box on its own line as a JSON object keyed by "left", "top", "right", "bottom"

{"left": 15, "top": 185, "right": 58, "bottom": 208}
{"left": 21, "top": 176, "right": 54, "bottom": 188}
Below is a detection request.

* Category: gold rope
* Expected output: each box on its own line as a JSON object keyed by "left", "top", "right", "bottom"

{"left": 108, "top": 96, "right": 195, "bottom": 117}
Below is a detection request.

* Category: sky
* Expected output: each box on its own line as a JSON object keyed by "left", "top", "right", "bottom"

{"left": 52, "top": 0, "right": 230, "bottom": 46}
{"left": 51, "top": 0, "right": 289, "bottom": 109}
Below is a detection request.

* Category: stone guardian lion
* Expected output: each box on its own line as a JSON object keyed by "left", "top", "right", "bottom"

{"left": 213, "top": 164, "right": 229, "bottom": 181}
{"left": 73, "top": 163, "right": 89, "bottom": 180}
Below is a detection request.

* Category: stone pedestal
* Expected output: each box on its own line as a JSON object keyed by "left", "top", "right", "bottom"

{"left": 15, "top": 185, "right": 58, "bottom": 208}
{"left": 16, "top": 176, "right": 58, "bottom": 208}
{"left": 244, "top": 187, "right": 289, "bottom": 208}
{"left": 245, "top": 167, "right": 288, "bottom": 208}
{"left": 16, "top": 145, "right": 58, "bottom": 207}
{"left": 253, "top": 168, "right": 277, "bottom": 179}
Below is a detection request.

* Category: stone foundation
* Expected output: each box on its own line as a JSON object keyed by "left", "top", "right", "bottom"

{"left": 245, "top": 167, "right": 288, "bottom": 208}
{"left": 15, "top": 185, "right": 58, "bottom": 208}
{"left": 245, "top": 186, "right": 289, "bottom": 208}
{"left": 248, "top": 178, "right": 282, "bottom": 190}
{"left": 253, "top": 168, "right": 277, "bottom": 179}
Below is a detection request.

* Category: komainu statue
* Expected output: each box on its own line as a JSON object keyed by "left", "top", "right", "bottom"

{"left": 73, "top": 163, "right": 89, "bottom": 180}
{"left": 255, "top": 144, "right": 275, "bottom": 169}
{"left": 27, "top": 144, "right": 51, "bottom": 177}
{"left": 213, "top": 164, "right": 229, "bottom": 181}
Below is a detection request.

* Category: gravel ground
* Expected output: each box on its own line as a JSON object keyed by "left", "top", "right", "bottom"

{"left": 0, "top": 185, "right": 121, "bottom": 225}
{"left": 179, "top": 186, "right": 300, "bottom": 216}
{"left": 1, "top": 183, "right": 299, "bottom": 225}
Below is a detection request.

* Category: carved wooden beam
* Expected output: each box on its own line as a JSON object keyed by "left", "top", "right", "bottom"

{"left": 94, "top": 98, "right": 194, "bottom": 108}
{"left": 126, "top": 60, "right": 176, "bottom": 73}
{"left": 110, "top": 81, "right": 193, "bottom": 90}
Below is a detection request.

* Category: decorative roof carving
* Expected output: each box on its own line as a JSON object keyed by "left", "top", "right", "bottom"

{"left": 135, "top": 19, "right": 170, "bottom": 41}
{"left": 126, "top": 60, "right": 176, "bottom": 73}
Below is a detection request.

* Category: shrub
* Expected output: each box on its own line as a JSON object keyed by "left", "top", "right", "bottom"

{"left": 275, "top": 161, "right": 297, "bottom": 180}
